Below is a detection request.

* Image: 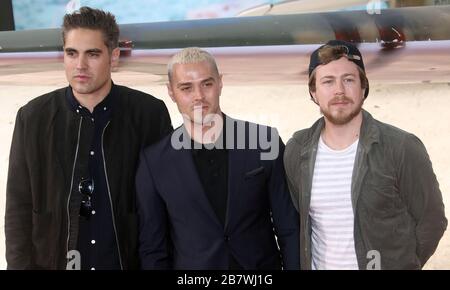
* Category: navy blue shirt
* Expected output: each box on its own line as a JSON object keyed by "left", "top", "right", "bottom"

{"left": 66, "top": 85, "right": 121, "bottom": 270}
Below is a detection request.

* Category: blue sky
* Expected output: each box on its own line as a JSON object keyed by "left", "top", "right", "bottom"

{"left": 12, "top": 0, "right": 281, "bottom": 30}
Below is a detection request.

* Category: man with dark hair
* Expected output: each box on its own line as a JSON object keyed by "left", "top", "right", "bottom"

{"left": 5, "top": 6, "right": 172, "bottom": 270}
{"left": 62, "top": 6, "right": 119, "bottom": 53}
{"left": 284, "top": 40, "right": 447, "bottom": 269}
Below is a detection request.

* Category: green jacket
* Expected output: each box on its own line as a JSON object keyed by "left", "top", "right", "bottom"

{"left": 284, "top": 110, "right": 447, "bottom": 269}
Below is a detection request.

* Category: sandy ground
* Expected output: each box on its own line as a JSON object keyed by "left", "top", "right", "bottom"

{"left": 0, "top": 77, "right": 449, "bottom": 270}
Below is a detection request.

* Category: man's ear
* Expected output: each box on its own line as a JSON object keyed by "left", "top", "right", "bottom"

{"left": 111, "top": 47, "right": 120, "bottom": 69}
{"left": 167, "top": 83, "right": 176, "bottom": 103}
{"left": 310, "top": 91, "right": 319, "bottom": 105}
{"left": 218, "top": 74, "right": 223, "bottom": 93}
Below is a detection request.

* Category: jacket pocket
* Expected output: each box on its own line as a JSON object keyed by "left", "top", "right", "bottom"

{"left": 32, "top": 211, "right": 54, "bottom": 268}
{"left": 361, "top": 173, "right": 399, "bottom": 216}
{"left": 244, "top": 166, "right": 265, "bottom": 179}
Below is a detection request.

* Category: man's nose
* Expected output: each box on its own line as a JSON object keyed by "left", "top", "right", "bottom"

{"left": 192, "top": 86, "right": 205, "bottom": 102}
{"left": 334, "top": 80, "right": 345, "bottom": 95}
{"left": 76, "top": 55, "right": 88, "bottom": 70}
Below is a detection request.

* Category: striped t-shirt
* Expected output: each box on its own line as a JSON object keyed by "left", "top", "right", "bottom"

{"left": 310, "top": 136, "right": 359, "bottom": 270}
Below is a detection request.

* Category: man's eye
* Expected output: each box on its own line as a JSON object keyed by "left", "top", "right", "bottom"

{"left": 180, "top": 87, "right": 190, "bottom": 91}
{"left": 204, "top": 82, "right": 213, "bottom": 87}
{"left": 89, "top": 53, "right": 99, "bottom": 57}
{"left": 344, "top": 78, "right": 355, "bottom": 83}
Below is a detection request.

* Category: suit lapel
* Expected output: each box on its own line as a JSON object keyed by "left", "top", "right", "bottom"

{"left": 172, "top": 141, "right": 223, "bottom": 228}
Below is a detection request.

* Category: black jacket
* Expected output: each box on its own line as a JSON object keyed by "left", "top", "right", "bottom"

{"left": 5, "top": 85, "right": 172, "bottom": 269}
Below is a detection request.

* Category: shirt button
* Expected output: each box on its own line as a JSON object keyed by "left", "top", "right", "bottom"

{"left": 91, "top": 240, "right": 96, "bottom": 245}
{"left": 91, "top": 267, "right": 95, "bottom": 270}
{"left": 76, "top": 109, "right": 80, "bottom": 113}
{"left": 103, "top": 107, "right": 107, "bottom": 111}
{"left": 91, "top": 210, "right": 96, "bottom": 215}
{"left": 90, "top": 151, "right": 95, "bottom": 156}
{"left": 91, "top": 118, "right": 94, "bottom": 122}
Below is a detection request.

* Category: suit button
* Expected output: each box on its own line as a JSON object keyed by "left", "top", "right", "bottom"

{"left": 224, "top": 235, "right": 230, "bottom": 242}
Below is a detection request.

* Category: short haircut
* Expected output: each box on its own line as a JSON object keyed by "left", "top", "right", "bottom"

{"left": 62, "top": 6, "right": 119, "bottom": 52}
{"left": 308, "top": 45, "right": 368, "bottom": 94}
{"left": 167, "top": 47, "right": 219, "bottom": 81}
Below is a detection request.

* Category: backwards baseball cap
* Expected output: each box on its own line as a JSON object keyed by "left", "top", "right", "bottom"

{"left": 309, "top": 40, "right": 369, "bottom": 98}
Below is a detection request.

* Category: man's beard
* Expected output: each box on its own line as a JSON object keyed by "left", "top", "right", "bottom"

{"left": 320, "top": 96, "right": 363, "bottom": 125}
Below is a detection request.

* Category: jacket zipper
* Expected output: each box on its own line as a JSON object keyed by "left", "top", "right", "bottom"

{"left": 66, "top": 117, "right": 83, "bottom": 265}
{"left": 101, "top": 121, "right": 124, "bottom": 270}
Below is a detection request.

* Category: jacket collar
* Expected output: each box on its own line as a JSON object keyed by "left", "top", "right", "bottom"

{"left": 65, "top": 82, "right": 116, "bottom": 117}
{"left": 296, "top": 109, "right": 380, "bottom": 155}
{"left": 358, "top": 109, "right": 380, "bottom": 152}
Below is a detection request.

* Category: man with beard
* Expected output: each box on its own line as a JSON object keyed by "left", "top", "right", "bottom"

{"left": 284, "top": 40, "right": 447, "bottom": 270}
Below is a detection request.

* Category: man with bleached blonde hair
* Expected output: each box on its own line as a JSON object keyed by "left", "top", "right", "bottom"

{"left": 136, "top": 47, "right": 300, "bottom": 270}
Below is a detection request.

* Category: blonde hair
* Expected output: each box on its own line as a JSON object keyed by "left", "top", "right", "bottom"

{"left": 167, "top": 47, "right": 219, "bottom": 81}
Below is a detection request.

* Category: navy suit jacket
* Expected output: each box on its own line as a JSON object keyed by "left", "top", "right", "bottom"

{"left": 136, "top": 117, "right": 300, "bottom": 270}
